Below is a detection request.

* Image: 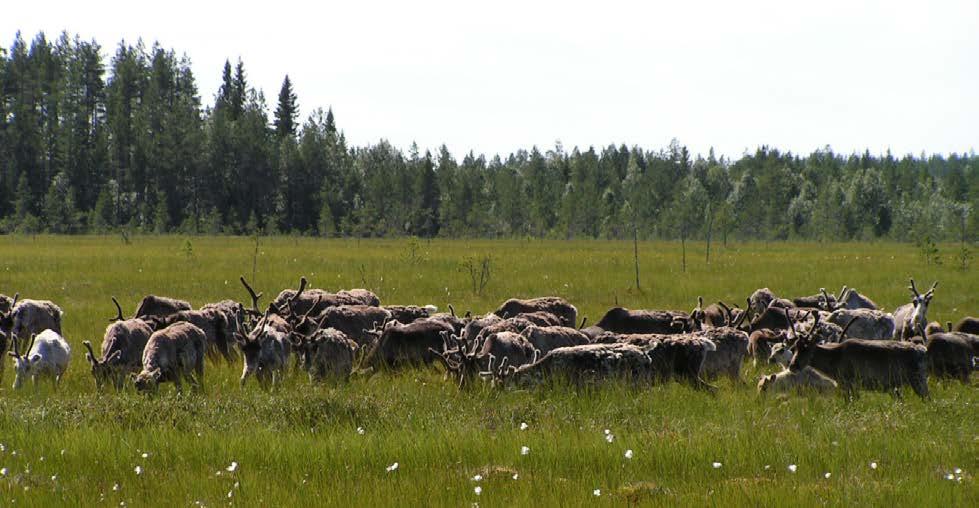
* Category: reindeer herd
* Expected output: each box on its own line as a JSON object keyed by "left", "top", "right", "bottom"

{"left": 0, "top": 278, "right": 976, "bottom": 399}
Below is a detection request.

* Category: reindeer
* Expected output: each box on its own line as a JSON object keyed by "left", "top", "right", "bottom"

{"left": 0, "top": 294, "right": 63, "bottom": 342}
{"left": 892, "top": 279, "right": 938, "bottom": 340}
{"left": 792, "top": 287, "right": 840, "bottom": 310}
{"left": 786, "top": 313, "right": 929, "bottom": 399}
{"left": 133, "top": 295, "right": 192, "bottom": 321}
{"left": 834, "top": 286, "right": 880, "bottom": 310}
{"left": 383, "top": 305, "right": 438, "bottom": 324}
{"left": 270, "top": 276, "right": 380, "bottom": 317}
{"left": 520, "top": 325, "right": 591, "bottom": 355}
{"left": 291, "top": 327, "right": 359, "bottom": 383}
{"left": 8, "top": 330, "right": 71, "bottom": 390}
{"left": 494, "top": 297, "right": 578, "bottom": 327}
{"left": 695, "top": 326, "right": 749, "bottom": 380}
{"left": 593, "top": 332, "right": 717, "bottom": 391}
{"left": 236, "top": 309, "right": 292, "bottom": 389}
{"left": 747, "top": 288, "right": 794, "bottom": 321}
{"left": 83, "top": 298, "right": 155, "bottom": 390}
{"left": 952, "top": 317, "right": 979, "bottom": 335}
{"left": 134, "top": 322, "right": 206, "bottom": 393}
{"left": 432, "top": 332, "right": 538, "bottom": 388}
{"left": 360, "top": 319, "right": 456, "bottom": 371}
{"left": 757, "top": 367, "right": 838, "bottom": 395}
{"left": 748, "top": 328, "right": 788, "bottom": 367}
{"left": 924, "top": 332, "right": 975, "bottom": 383}
{"left": 826, "top": 308, "right": 896, "bottom": 340}
{"left": 481, "top": 342, "right": 653, "bottom": 389}
{"left": 593, "top": 307, "right": 698, "bottom": 335}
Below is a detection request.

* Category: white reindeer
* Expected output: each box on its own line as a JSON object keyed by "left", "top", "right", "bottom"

{"left": 8, "top": 329, "right": 71, "bottom": 389}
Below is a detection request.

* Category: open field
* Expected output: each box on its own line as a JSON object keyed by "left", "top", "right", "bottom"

{"left": 0, "top": 236, "right": 976, "bottom": 506}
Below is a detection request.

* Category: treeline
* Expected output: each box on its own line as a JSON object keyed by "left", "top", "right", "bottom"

{"left": 1, "top": 31, "right": 977, "bottom": 242}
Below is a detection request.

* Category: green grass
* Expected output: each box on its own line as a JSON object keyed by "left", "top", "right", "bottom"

{"left": 0, "top": 235, "right": 976, "bottom": 506}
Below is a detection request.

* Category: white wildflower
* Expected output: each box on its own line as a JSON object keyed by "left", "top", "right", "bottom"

{"left": 112, "top": 483, "right": 120, "bottom": 491}
{"left": 605, "top": 433, "right": 614, "bottom": 443}
{"left": 357, "top": 427, "right": 365, "bottom": 435}
{"left": 472, "top": 474, "right": 482, "bottom": 482}
{"left": 788, "top": 464, "right": 797, "bottom": 473}
{"left": 604, "top": 429, "right": 611, "bottom": 435}
{"left": 520, "top": 422, "right": 528, "bottom": 431}
{"left": 512, "top": 473, "right": 519, "bottom": 480}
{"left": 712, "top": 462, "right": 722, "bottom": 469}
{"left": 521, "top": 446, "right": 530, "bottom": 456}
{"left": 474, "top": 486, "right": 482, "bottom": 496}
{"left": 870, "top": 462, "right": 878, "bottom": 470}
{"left": 227, "top": 490, "right": 233, "bottom": 498}
{"left": 0, "top": 468, "right": 6, "bottom": 476}
{"left": 134, "top": 466, "right": 142, "bottom": 475}
{"left": 386, "top": 462, "right": 399, "bottom": 472}
{"left": 945, "top": 473, "right": 955, "bottom": 480}
{"left": 141, "top": 453, "right": 149, "bottom": 459}
{"left": 824, "top": 472, "right": 831, "bottom": 479}
{"left": 50, "top": 475, "right": 57, "bottom": 481}
{"left": 954, "top": 468, "right": 962, "bottom": 474}
{"left": 226, "top": 461, "right": 238, "bottom": 473}
{"left": 624, "top": 449, "right": 634, "bottom": 459}
{"left": 593, "top": 489, "right": 601, "bottom": 497}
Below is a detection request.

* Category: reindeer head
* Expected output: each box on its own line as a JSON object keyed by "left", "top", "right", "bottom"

{"left": 787, "top": 311, "right": 823, "bottom": 373}
{"left": 83, "top": 340, "right": 123, "bottom": 390}
{"left": 429, "top": 332, "right": 487, "bottom": 389}
{"left": 907, "top": 278, "right": 938, "bottom": 336}
{"left": 0, "top": 293, "right": 18, "bottom": 334}
{"left": 133, "top": 367, "right": 162, "bottom": 392}
{"left": 8, "top": 333, "right": 36, "bottom": 389}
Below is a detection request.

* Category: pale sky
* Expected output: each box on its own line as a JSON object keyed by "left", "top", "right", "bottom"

{"left": 3, "top": 0, "right": 977, "bottom": 160}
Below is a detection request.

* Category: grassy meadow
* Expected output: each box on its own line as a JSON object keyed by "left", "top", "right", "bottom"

{"left": 0, "top": 235, "right": 976, "bottom": 506}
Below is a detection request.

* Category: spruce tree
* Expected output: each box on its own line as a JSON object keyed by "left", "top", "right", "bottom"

{"left": 274, "top": 75, "right": 298, "bottom": 139}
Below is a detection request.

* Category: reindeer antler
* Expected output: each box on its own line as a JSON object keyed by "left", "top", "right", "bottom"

{"left": 240, "top": 276, "right": 262, "bottom": 311}
{"left": 908, "top": 278, "right": 921, "bottom": 298}
{"left": 839, "top": 316, "right": 858, "bottom": 341}
{"left": 110, "top": 297, "right": 124, "bottom": 322}
{"left": 83, "top": 340, "right": 100, "bottom": 364}
{"left": 287, "top": 276, "right": 309, "bottom": 310}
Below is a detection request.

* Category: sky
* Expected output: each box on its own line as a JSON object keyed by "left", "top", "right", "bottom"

{"left": 2, "top": 0, "right": 977, "bottom": 160}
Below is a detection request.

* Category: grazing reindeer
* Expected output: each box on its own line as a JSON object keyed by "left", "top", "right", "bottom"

{"left": 432, "top": 332, "right": 538, "bottom": 388}
{"left": 0, "top": 294, "right": 64, "bottom": 341}
{"left": 494, "top": 297, "right": 578, "bottom": 328}
{"left": 696, "top": 327, "right": 749, "bottom": 381}
{"left": 8, "top": 330, "right": 72, "bottom": 390}
{"left": 924, "top": 332, "right": 975, "bottom": 382}
{"left": 134, "top": 322, "right": 206, "bottom": 393}
{"left": 133, "top": 295, "right": 192, "bottom": 321}
{"left": 292, "top": 327, "right": 359, "bottom": 383}
{"left": 83, "top": 298, "right": 154, "bottom": 390}
{"left": 482, "top": 343, "right": 652, "bottom": 389}
{"left": 951, "top": 317, "right": 979, "bottom": 335}
{"left": 892, "top": 279, "right": 938, "bottom": 340}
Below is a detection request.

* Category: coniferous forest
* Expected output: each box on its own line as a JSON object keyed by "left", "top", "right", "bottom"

{"left": 0, "top": 31, "right": 976, "bottom": 242}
